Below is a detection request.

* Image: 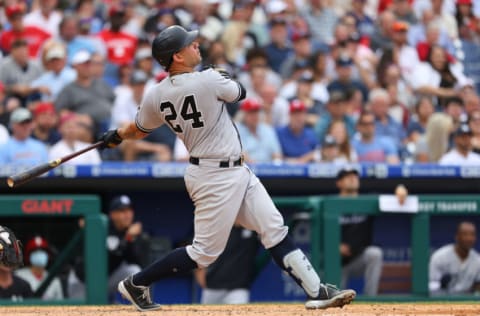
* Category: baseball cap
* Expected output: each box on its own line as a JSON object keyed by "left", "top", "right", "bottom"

{"left": 10, "top": 108, "right": 33, "bottom": 124}
{"left": 135, "top": 47, "right": 152, "bottom": 61}
{"left": 336, "top": 165, "right": 360, "bottom": 180}
{"left": 109, "top": 195, "right": 133, "bottom": 212}
{"left": 322, "top": 134, "right": 338, "bottom": 147}
{"left": 291, "top": 30, "right": 310, "bottom": 42}
{"left": 46, "top": 46, "right": 66, "bottom": 61}
{"left": 392, "top": 21, "right": 409, "bottom": 32}
{"left": 130, "top": 70, "right": 149, "bottom": 85}
{"left": 71, "top": 50, "right": 92, "bottom": 65}
{"left": 289, "top": 99, "right": 306, "bottom": 113}
{"left": 241, "top": 98, "right": 262, "bottom": 112}
{"left": 33, "top": 102, "right": 56, "bottom": 116}
{"left": 453, "top": 123, "right": 473, "bottom": 136}
{"left": 6, "top": 4, "right": 25, "bottom": 18}
{"left": 109, "top": 5, "right": 126, "bottom": 17}
{"left": 265, "top": 0, "right": 287, "bottom": 14}
{"left": 298, "top": 71, "right": 314, "bottom": 83}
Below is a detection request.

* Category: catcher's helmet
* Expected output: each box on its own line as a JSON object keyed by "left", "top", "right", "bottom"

{"left": 152, "top": 25, "right": 198, "bottom": 70}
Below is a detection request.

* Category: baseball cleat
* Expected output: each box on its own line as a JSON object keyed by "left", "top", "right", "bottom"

{"left": 118, "top": 276, "right": 162, "bottom": 312}
{"left": 305, "top": 283, "right": 356, "bottom": 309}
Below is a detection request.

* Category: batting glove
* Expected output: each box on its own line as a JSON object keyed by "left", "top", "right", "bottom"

{"left": 100, "top": 129, "right": 123, "bottom": 149}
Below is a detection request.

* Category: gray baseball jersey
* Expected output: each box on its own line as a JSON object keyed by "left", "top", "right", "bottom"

{"left": 429, "top": 244, "right": 480, "bottom": 294}
{"left": 136, "top": 69, "right": 243, "bottom": 159}
{"left": 135, "top": 69, "right": 288, "bottom": 267}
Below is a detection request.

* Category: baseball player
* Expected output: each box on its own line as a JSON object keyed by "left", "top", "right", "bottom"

{"left": 101, "top": 25, "right": 356, "bottom": 312}
{"left": 0, "top": 225, "right": 23, "bottom": 269}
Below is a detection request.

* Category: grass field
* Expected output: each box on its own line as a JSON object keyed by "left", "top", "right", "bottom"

{"left": 1, "top": 303, "right": 479, "bottom": 316}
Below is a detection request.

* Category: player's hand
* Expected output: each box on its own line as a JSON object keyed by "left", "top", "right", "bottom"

{"left": 0, "top": 226, "right": 23, "bottom": 269}
{"left": 127, "top": 222, "right": 142, "bottom": 239}
{"left": 100, "top": 129, "right": 123, "bottom": 149}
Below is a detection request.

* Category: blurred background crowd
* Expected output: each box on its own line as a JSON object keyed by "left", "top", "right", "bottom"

{"left": 1, "top": 0, "right": 480, "bottom": 166}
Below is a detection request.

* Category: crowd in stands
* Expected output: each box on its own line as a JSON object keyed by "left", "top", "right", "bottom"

{"left": 1, "top": 0, "right": 480, "bottom": 166}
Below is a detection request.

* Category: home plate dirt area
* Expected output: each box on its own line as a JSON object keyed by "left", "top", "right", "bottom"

{"left": 1, "top": 303, "right": 479, "bottom": 316}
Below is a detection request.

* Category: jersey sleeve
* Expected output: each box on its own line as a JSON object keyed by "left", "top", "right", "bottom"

{"left": 135, "top": 87, "right": 163, "bottom": 133}
{"left": 205, "top": 69, "right": 243, "bottom": 103}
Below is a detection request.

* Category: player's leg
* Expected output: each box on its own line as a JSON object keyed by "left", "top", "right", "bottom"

{"left": 119, "top": 166, "right": 250, "bottom": 311}
{"left": 235, "top": 170, "right": 355, "bottom": 309}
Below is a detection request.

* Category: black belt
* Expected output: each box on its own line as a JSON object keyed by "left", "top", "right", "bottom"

{"left": 189, "top": 156, "right": 243, "bottom": 168}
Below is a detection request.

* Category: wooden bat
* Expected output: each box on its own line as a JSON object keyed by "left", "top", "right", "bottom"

{"left": 7, "top": 141, "right": 104, "bottom": 188}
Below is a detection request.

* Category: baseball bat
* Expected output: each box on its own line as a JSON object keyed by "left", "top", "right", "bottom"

{"left": 7, "top": 141, "right": 104, "bottom": 188}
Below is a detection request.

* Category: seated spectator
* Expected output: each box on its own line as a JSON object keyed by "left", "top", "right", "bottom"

{"left": 263, "top": 18, "right": 293, "bottom": 74}
{"left": 438, "top": 123, "right": 480, "bottom": 165}
{"left": 429, "top": 221, "right": 480, "bottom": 296}
{"left": 369, "top": 88, "right": 406, "bottom": 154}
{"left": 0, "top": 108, "right": 48, "bottom": 166}
{"left": 23, "top": 0, "right": 62, "bottom": 37}
{"left": 279, "top": 30, "right": 313, "bottom": 81}
{"left": 236, "top": 98, "right": 283, "bottom": 163}
{"left": 31, "top": 102, "right": 61, "bottom": 147}
{"left": 57, "top": 15, "right": 99, "bottom": 65}
{"left": 469, "top": 109, "right": 480, "bottom": 154}
{"left": 257, "top": 83, "right": 289, "bottom": 128}
{"left": 0, "top": 264, "right": 33, "bottom": 300}
{"left": 335, "top": 166, "right": 383, "bottom": 296}
{"left": 30, "top": 44, "right": 77, "bottom": 102}
{"left": 0, "top": 3, "right": 51, "bottom": 58}
{"left": 351, "top": 110, "right": 400, "bottom": 164}
{"left": 15, "top": 236, "right": 64, "bottom": 300}
{"left": 0, "top": 39, "right": 44, "bottom": 106}
{"left": 315, "top": 89, "right": 356, "bottom": 143}
{"left": 319, "top": 134, "right": 346, "bottom": 165}
{"left": 276, "top": 100, "right": 319, "bottom": 163}
{"left": 386, "top": 82, "right": 410, "bottom": 128}
{"left": 415, "top": 112, "right": 454, "bottom": 163}
{"left": 327, "top": 120, "right": 358, "bottom": 163}
{"left": 49, "top": 112, "right": 102, "bottom": 165}
{"left": 55, "top": 50, "right": 115, "bottom": 134}
{"left": 406, "top": 96, "right": 435, "bottom": 143}
{"left": 391, "top": 20, "right": 421, "bottom": 89}
{"left": 328, "top": 54, "right": 369, "bottom": 102}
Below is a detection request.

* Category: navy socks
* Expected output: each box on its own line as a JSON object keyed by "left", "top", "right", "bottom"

{"left": 268, "top": 235, "right": 297, "bottom": 270}
{"left": 132, "top": 247, "right": 197, "bottom": 287}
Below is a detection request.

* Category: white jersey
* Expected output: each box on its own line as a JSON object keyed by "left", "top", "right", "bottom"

{"left": 136, "top": 69, "right": 243, "bottom": 159}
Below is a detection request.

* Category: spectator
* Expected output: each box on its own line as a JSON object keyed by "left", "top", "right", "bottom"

{"left": 351, "top": 110, "right": 400, "bottom": 164}
{"left": 0, "top": 3, "right": 51, "bottom": 58}
{"left": 406, "top": 96, "right": 436, "bottom": 143}
{"left": 391, "top": 20, "right": 421, "bottom": 84}
{"left": 335, "top": 165, "right": 383, "bottom": 296}
{"left": 0, "top": 264, "right": 33, "bottom": 300}
{"left": 314, "top": 90, "right": 356, "bottom": 143}
{"left": 263, "top": 18, "right": 293, "bottom": 74}
{"left": 300, "top": 0, "right": 337, "bottom": 46}
{"left": 49, "top": 112, "right": 101, "bottom": 165}
{"left": 386, "top": 82, "right": 410, "bottom": 128}
{"left": 195, "top": 226, "right": 260, "bottom": 304}
{"left": 469, "top": 109, "right": 480, "bottom": 153}
{"left": 415, "top": 112, "right": 453, "bottom": 163}
{"left": 15, "top": 236, "right": 63, "bottom": 300}
{"left": 277, "top": 99, "right": 319, "bottom": 163}
{"left": 257, "top": 83, "right": 289, "bottom": 128}
{"left": 30, "top": 44, "right": 76, "bottom": 102}
{"left": 57, "top": 15, "right": 99, "bottom": 65}
{"left": 328, "top": 54, "right": 369, "bottom": 102}
{"left": 369, "top": 88, "right": 406, "bottom": 154}
{"left": 431, "top": 0, "right": 458, "bottom": 40}
{"left": 429, "top": 221, "right": 480, "bottom": 295}
{"left": 279, "top": 30, "right": 313, "bottom": 80}
{"left": 369, "top": 10, "right": 396, "bottom": 52}
{"left": 31, "top": 102, "right": 61, "bottom": 147}
{"left": 75, "top": 0, "right": 103, "bottom": 35}
{"left": 444, "top": 96, "right": 466, "bottom": 131}
{"left": 391, "top": 0, "right": 417, "bottom": 24}
{"left": 439, "top": 123, "right": 480, "bottom": 165}
{"left": 236, "top": 98, "right": 283, "bottom": 164}
{"left": 411, "top": 45, "right": 467, "bottom": 107}
{"left": 416, "top": 21, "right": 455, "bottom": 62}
{"left": 319, "top": 134, "right": 346, "bottom": 164}
{"left": 327, "top": 120, "right": 358, "bottom": 163}
{"left": 0, "top": 39, "right": 44, "bottom": 106}
{"left": 345, "top": 0, "right": 376, "bottom": 37}
{"left": 462, "top": 92, "right": 480, "bottom": 117}
{"left": 24, "top": 0, "right": 63, "bottom": 37}
{"left": 0, "top": 108, "right": 48, "bottom": 165}
{"left": 55, "top": 50, "right": 115, "bottom": 134}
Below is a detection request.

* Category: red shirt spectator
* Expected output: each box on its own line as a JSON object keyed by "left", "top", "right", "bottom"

{"left": 0, "top": 4, "right": 50, "bottom": 58}
{"left": 97, "top": 6, "right": 137, "bottom": 65}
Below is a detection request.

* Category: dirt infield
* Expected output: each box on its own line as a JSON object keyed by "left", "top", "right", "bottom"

{"left": 1, "top": 303, "right": 480, "bottom": 316}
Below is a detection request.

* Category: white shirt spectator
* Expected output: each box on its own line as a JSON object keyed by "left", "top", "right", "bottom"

{"left": 0, "top": 124, "right": 9, "bottom": 145}
{"left": 111, "top": 89, "right": 138, "bottom": 129}
{"left": 49, "top": 140, "right": 101, "bottom": 165}
{"left": 397, "top": 45, "right": 420, "bottom": 84}
{"left": 15, "top": 267, "right": 63, "bottom": 300}
{"left": 410, "top": 61, "right": 468, "bottom": 91}
{"left": 438, "top": 149, "right": 480, "bottom": 165}
{"left": 24, "top": 10, "right": 62, "bottom": 36}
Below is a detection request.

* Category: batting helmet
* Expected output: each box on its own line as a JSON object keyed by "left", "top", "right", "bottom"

{"left": 152, "top": 25, "right": 198, "bottom": 70}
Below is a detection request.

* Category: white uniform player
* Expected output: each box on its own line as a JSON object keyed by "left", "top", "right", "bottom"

{"left": 101, "top": 25, "right": 355, "bottom": 312}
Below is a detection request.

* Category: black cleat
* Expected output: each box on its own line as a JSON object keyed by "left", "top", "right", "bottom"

{"left": 305, "top": 283, "right": 356, "bottom": 309}
{"left": 118, "top": 276, "right": 162, "bottom": 312}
